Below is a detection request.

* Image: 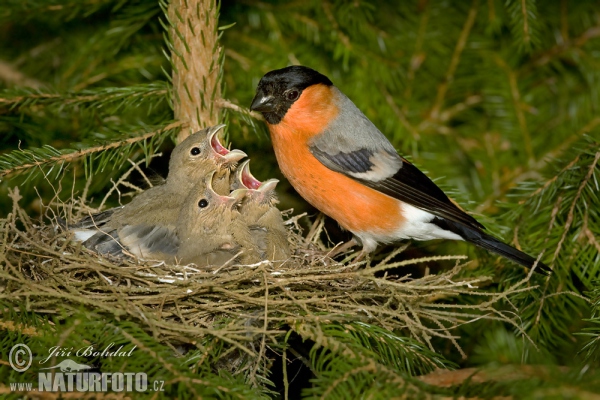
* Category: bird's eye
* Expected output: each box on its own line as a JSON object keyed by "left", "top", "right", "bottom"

{"left": 198, "top": 199, "right": 209, "bottom": 208}
{"left": 286, "top": 89, "right": 300, "bottom": 101}
{"left": 190, "top": 147, "right": 201, "bottom": 156}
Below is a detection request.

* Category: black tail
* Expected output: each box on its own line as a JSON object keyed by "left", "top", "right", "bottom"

{"left": 432, "top": 218, "right": 551, "bottom": 275}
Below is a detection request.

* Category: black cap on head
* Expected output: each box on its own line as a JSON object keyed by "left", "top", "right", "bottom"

{"left": 250, "top": 66, "right": 333, "bottom": 124}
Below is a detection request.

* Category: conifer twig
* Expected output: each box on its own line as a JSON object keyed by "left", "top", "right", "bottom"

{"left": 215, "top": 98, "right": 264, "bottom": 121}
{"left": 380, "top": 85, "right": 420, "bottom": 140}
{"left": 528, "top": 24, "right": 600, "bottom": 69}
{"left": 519, "top": 0, "right": 531, "bottom": 46}
{"left": 551, "top": 151, "right": 600, "bottom": 265}
{"left": 494, "top": 55, "right": 534, "bottom": 161}
{"left": 0, "top": 85, "right": 168, "bottom": 107}
{"left": 0, "top": 122, "right": 183, "bottom": 179}
{"left": 476, "top": 129, "right": 595, "bottom": 212}
{"left": 322, "top": 1, "right": 351, "bottom": 50}
{"left": 426, "top": 0, "right": 478, "bottom": 122}
{"left": 403, "top": 6, "right": 429, "bottom": 110}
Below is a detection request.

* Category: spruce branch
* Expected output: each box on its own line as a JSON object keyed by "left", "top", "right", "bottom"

{"left": 296, "top": 322, "right": 425, "bottom": 398}
{"left": 0, "top": 0, "right": 116, "bottom": 22}
{"left": 224, "top": 48, "right": 251, "bottom": 70}
{"left": 0, "top": 83, "right": 168, "bottom": 112}
{"left": 527, "top": 25, "right": 600, "bottom": 69}
{"left": 0, "top": 121, "right": 183, "bottom": 180}
{"left": 322, "top": 1, "right": 351, "bottom": 51}
{"left": 550, "top": 150, "right": 599, "bottom": 267}
{"left": 500, "top": 140, "right": 600, "bottom": 349}
{"left": 579, "top": 285, "right": 600, "bottom": 361}
{"left": 475, "top": 123, "right": 596, "bottom": 213}
{"left": 322, "top": 322, "right": 453, "bottom": 375}
{"left": 215, "top": 98, "right": 263, "bottom": 121}
{"left": 493, "top": 55, "right": 534, "bottom": 161}
{"left": 3, "top": 1, "right": 600, "bottom": 394}
{"left": 505, "top": 0, "right": 541, "bottom": 52}
{"left": 380, "top": 85, "right": 420, "bottom": 140}
{"left": 426, "top": 0, "right": 478, "bottom": 123}
{"left": 519, "top": 0, "right": 532, "bottom": 45}
{"left": 403, "top": 5, "right": 429, "bottom": 109}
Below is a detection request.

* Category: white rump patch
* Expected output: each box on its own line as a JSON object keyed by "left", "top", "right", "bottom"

{"left": 397, "top": 203, "right": 463, "bottom": 241}
{"left": 351, "top": 203, "right": 463, "bottom": 254}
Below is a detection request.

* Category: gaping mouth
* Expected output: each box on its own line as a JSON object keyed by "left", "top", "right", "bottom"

{"left": 235, "top": 160, "right": 279, "bottom": 204}
{"left": 210, "top": 132, "right": 229, "bottom": 156}
{"left": 208, "top": 124, "right": 247, "bottom": 163}
{"left": 241, "top": 161, "right": 262, "bottom": 190}
{"left": 205, "top": 169, "right": 247, "bottom": 208}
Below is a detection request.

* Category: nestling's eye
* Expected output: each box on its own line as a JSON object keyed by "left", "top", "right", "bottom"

{"left": 198, "top": 199, "right": 209, "bottom": 208}
{"left": 285, "top": 89, "right": 300, "bottom": 101}
{"left": 190, "top": 147, "right": 201, "bottom": 156}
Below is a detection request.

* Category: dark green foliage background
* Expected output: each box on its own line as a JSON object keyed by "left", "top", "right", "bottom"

{"left": 1, "top": 0, "right": 599, "bottom": 398}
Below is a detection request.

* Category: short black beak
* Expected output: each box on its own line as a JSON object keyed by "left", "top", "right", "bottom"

{"left": 250, "top": 93, "right": 276, "bottom": 113}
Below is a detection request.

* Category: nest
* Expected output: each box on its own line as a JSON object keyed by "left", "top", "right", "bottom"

{"left": 0, "top": 182, "right": 538, "bottom": 369}
{"left": 0, "top": 154, "right": 542, "bottom": 384}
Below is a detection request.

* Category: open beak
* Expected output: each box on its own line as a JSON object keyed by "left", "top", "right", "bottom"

{"left": 205, "top": 170, "right": 217, "bottom": 192}
{"left": 206, "top": 169, "right": 247, "bottom": 208}
{"left": 246, "top": 178, "right": 279, "bottom": 205}
{"left": 240, "top": 160, "right": 262, "bottom": 190}
{"left": 208, "top": 124, "right": 247, "bottom": 163}
{"left": 250, "top": 93, "right": 276, "bottom": 113}
{"left": 224, "top": 188, "right": 248, "bottom": 208}
{"left": 257, "top": 178, "right": 279, "bottom": 193}
{"left": 234, "top": 160, "right": 249, "bottom": 189}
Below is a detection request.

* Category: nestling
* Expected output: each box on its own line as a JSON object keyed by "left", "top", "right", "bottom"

{"left": 230, "top": 160, "right": 291, "bottom": 264}
{"left": 69, "top": 124, "right": 246, "bottom": 257}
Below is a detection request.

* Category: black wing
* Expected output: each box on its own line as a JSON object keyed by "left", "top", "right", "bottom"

{"left": 309, "top": 145, "right": 484, "bottom": 231}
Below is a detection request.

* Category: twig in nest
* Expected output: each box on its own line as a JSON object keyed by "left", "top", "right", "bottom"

{"left": 0, "top": 192, "right": 537, "bottom": 363}
{"left": 98, "top": 154, "right": 163, "bottom": 211}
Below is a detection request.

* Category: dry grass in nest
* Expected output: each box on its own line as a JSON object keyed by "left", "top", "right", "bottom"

{"left": 0, "top": 163, "right": 539, "bottom": 368}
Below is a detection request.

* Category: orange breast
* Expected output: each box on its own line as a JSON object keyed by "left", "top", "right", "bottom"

{"left": 269, "top": 85, "right": 404, "bottom": 236}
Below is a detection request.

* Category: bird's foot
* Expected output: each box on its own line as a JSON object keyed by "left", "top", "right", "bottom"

{"left": 325, "top": 238, "right": 358, "bottom": 259}
{"left": 350, "top": 250, "right": 370, "bottom": 270}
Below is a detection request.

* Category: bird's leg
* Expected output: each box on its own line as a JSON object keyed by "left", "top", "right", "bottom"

{"left": 352, "top": 250, "right": 367, "bottom": 263}
{"left": 325, "top": 237, "right": 358, "bottom": 259}
{"left": 306, "top": 212, "right": 326, "bottom": 243}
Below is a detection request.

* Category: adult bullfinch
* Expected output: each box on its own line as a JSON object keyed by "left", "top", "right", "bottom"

{"left": 250, "top": 66, "right": 549, "bottom": 273}
{"left": 231, "top": 160, "right": 291, "bottom": 264}
{"left": 71, "top": 124, "right": 247, "bottom": 255}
